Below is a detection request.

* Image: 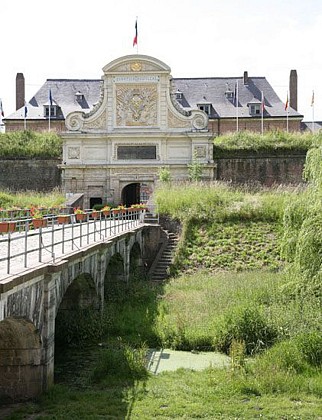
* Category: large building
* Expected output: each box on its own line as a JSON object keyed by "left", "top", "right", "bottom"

{"left": 3, "top": 55, "right": 304, "bottom": 206}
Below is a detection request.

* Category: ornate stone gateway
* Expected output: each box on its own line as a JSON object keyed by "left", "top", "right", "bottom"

{"left": 61, "top": 54, "right": 214, "bottom": 207}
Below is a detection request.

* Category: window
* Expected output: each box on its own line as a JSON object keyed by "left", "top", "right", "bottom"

{"left": 198, "top": 104, "right": 212, "bottom": 115}
{"left": 249, "top": 104, "right": 261, "bottom": 116}
{"left": 175, "top": 89, "right": 183, "bottom": 101}
{"left": 44, "top": 105, "right": 57, "bottom": 118}
{"left": 117, "top": 146, "right": 156, "bottom": 160}
{"left": 225, "top": 90, "right": 234, "bottom": 100}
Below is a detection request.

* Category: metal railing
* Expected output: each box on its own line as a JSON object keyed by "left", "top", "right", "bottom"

{"left": 0, "top": 210, "right": 145, "bottom": 277}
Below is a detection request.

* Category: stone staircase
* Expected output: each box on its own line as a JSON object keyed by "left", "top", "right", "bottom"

{"left": 149, "top": 230, "right": 179, "bottom": 282}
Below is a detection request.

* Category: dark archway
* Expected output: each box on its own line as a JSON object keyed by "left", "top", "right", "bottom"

{"left": 55, "top": 273, "right": 100, "bottom": 348}
{"left": 104, "top": 253, "right": 125, "bottom": 301}
{"left": 90, "top": 197, "right": 102, "bottom": 209}
{"left": 0, "top": 318, "right": 42, "bottom": 402}
{"left": 121, "top": 183, "right": 140, "bottom": 206}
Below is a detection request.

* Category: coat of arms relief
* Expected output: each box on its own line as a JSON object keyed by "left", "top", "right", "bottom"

{"left": 116, "top": 84, "right": 157, "bottom": 126}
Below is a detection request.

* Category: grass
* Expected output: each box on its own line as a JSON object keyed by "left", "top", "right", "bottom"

{"left": 213, "top": 130, "right": 319, "bottom": 153}
{"left": 0, "top": 130, "right": 62, "bottom": 158}
{"left": 2, "top": 181, "right": 322, "bottom": 419}
{"left": 0, "top": 188, "right": 65, "bottom": 211}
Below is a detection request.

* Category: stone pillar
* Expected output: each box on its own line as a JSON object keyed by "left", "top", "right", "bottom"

{"left": 41, "top": 271, "right": 59, "bottom": 392}
{"left": 16, "top": 73, "right": 25, "bottom": 111}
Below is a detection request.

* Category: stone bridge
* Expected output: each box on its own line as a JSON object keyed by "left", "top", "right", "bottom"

{"left": 0, "top": 224, "right": 161, "bottom": 401}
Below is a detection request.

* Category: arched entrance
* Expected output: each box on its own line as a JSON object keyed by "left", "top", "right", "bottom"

{"left": 122, "top": 182, "right": 152, "bottom": 206}
{"left": 122, "top": 183, "right": 140, "bottom": 206}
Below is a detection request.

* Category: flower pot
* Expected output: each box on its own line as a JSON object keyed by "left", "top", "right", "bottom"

{"left": 112, "top": 209, "right": 120, "bottom": 215}
{"left": 103, "top": 210, "right": 110, "bottom": 217}
{"left": 76, "top": 213, "right": 86, "bottom": 222}
{"left": 33, "top": 218, "right": 47, "bottom": 229}
{"left": 91, "top": 212, "right": 99, "bottom": 219}
{"left": 57, "top": 215, "right": 70, "bottom": 224}
{"left": 0, "top": 221, "right": 16, "bottom": 233}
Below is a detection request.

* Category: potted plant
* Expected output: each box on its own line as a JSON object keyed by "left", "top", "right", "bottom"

{"left": 74, "top": 207, "right": 87, "bottom": 222}
{"left": 102, "top": 205, "right": 111, "bottom": 216}
{"left": 57, "top": 214, "right": 70, "bottom": 224}
{"left": 0, "top": 220, "right": 16, "bottom": 233}
{"left": 31, "top": 209, "right": 47, "bottom": 229}
{"left": 112, "top": 205, "right": 126, "bottom": 215}
{"left": 91, "top": 209, "right": 99, "bottom": 219}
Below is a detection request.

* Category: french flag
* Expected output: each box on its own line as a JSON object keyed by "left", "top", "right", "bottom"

{"left": 133, "top": 19, "right": 138, "bottom": 47}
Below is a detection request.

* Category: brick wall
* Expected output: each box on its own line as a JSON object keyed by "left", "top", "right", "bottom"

{"left": 0, "top": 159, "right": 61, "bottom": 191}
{"left": 214, "top": 151, "right": 307, "bottom": 186}
{"left": 4, "top": 120, "right": 65, "bottom": 132}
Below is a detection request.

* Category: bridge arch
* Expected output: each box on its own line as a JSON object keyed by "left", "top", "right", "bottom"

{"left": 0, "top": 317, "right": 42, "bottom": 401}
{"left": 55, "top": 273, "right": 101, "bottom": 348}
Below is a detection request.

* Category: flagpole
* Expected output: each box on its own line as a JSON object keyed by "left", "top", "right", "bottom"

{"left": 236, "top": 80, "right": 239, "bottom": 132}
{"left": 286, "top": 91, "right": 289, "bottom": 133}
{"left": 261, "top": 91, "right": 264, "bottom": 135}
{"left": 311, "top": 90, "right": 315, "bottom": 133}
{"left": 24, "top": 100, "right": 27, "bottom": 130}
{"left": 48, "top": 89, "right": 52, "bottom": 132}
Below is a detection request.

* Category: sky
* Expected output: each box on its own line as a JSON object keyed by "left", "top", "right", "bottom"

{"left": 1, "top": 0, "right": 322, "bottom": 122}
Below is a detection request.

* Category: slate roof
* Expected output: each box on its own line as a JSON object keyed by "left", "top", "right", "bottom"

{"left": 6, "top": 79, "right": 102, "bottom": 120}
{"left": 300, "top": 121, "right": 322, "bottom": 132}
{"left": 172, "top": 77, "right": 302, "bottom": 118}
{"left": 5, "top": 75, "right": 303, "bottom": 121}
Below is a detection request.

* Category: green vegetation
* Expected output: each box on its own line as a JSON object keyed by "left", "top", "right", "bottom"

{"left": 0, "top": 189, "right": 65, "bottom": 211}
{"left": 3, "top": 139, "right": 322, "bottom": 419}
{"left": 0, "top": 130, "right": 62, "bottom": 158}
{"left": 213, "top": 130, "right": 320, "bottom": 154}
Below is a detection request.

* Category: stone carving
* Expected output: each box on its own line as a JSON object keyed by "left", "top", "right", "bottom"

{"left": 168, "top": 111, "right": 191, "bottom": 128}
{"left": 109, "top": 62, "right": 162, "bottom": 73}
{"left": 110, "top": 167, "right": 158, "bottom": 174}
{"left": 65, "top": 112, "right": 84, "bottom": 131}
{"left": 194, "top": 145, "right": 207, "bottom": 158}
{"left": 131, "top": 62, "right": 142, "bottom": 72}
{"left": 116, "top": 84, "right": 157, "bottom": 126}
{"left": 68, "top": 147, "right": 80, "bottom": 159}
{"left": 192, "top": 112, "right": 208, "bottom": 130}
{"left": 83, "top": 111, "right": 107, "bottom": 129}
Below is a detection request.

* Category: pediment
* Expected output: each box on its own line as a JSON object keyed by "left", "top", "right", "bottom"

{"left": 102, "top": 54, "right": 171, "bottom": 74}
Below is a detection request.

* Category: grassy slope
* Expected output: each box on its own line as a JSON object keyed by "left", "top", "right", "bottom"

{"left": 4, "top": 183, "right": 322, "bottom": 419}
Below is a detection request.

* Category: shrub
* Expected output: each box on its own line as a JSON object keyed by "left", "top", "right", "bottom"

{"left": 295, "top": 332, "right": 322, "bottom": 367}
{"left": 253, "top": 340, "right": 309, "bottom": 375}
{"left": 90, "top": 340, "right": 148, "bottom": 383}
{"left": 213, "top": 305, "right": 278, "bottom": 355}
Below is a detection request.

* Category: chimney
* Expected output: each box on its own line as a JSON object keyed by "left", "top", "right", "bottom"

{"left": 243, "top": 71, "right": 248, "bottom": 85}
{"left": 16, "top": 73, "right": 25, "bottom": 110}
{"left": 289, "top": 69, "right": 297, "bottom": 111}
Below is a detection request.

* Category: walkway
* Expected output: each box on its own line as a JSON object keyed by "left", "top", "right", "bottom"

{"left": 0, "top": 213, "right": 143, "bottom": 281}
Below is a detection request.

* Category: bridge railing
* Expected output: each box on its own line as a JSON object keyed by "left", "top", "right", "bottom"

{"left": 0, "top": 209, "right": 145, "bottom": 277}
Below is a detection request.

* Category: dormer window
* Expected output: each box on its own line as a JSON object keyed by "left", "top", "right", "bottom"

{"left": 175, "top": 89, "right": 183, "bottom": 102}
{"left": 44, "top": 105, "right": 57, "bottom": 118}
{"left": 249, "top": 104, "right": 261, "bottom": 116}
{"left": 247, "top": 99, "right": 262, "bottom": 116}
{"left": 225, "top": 89, "right": 234, "bottom": 100}
{"left": 75, "top": 91, "right": 84, "bottom": 102}
{"left": 198, "top": 103, "right": 212, "bottom": 115}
